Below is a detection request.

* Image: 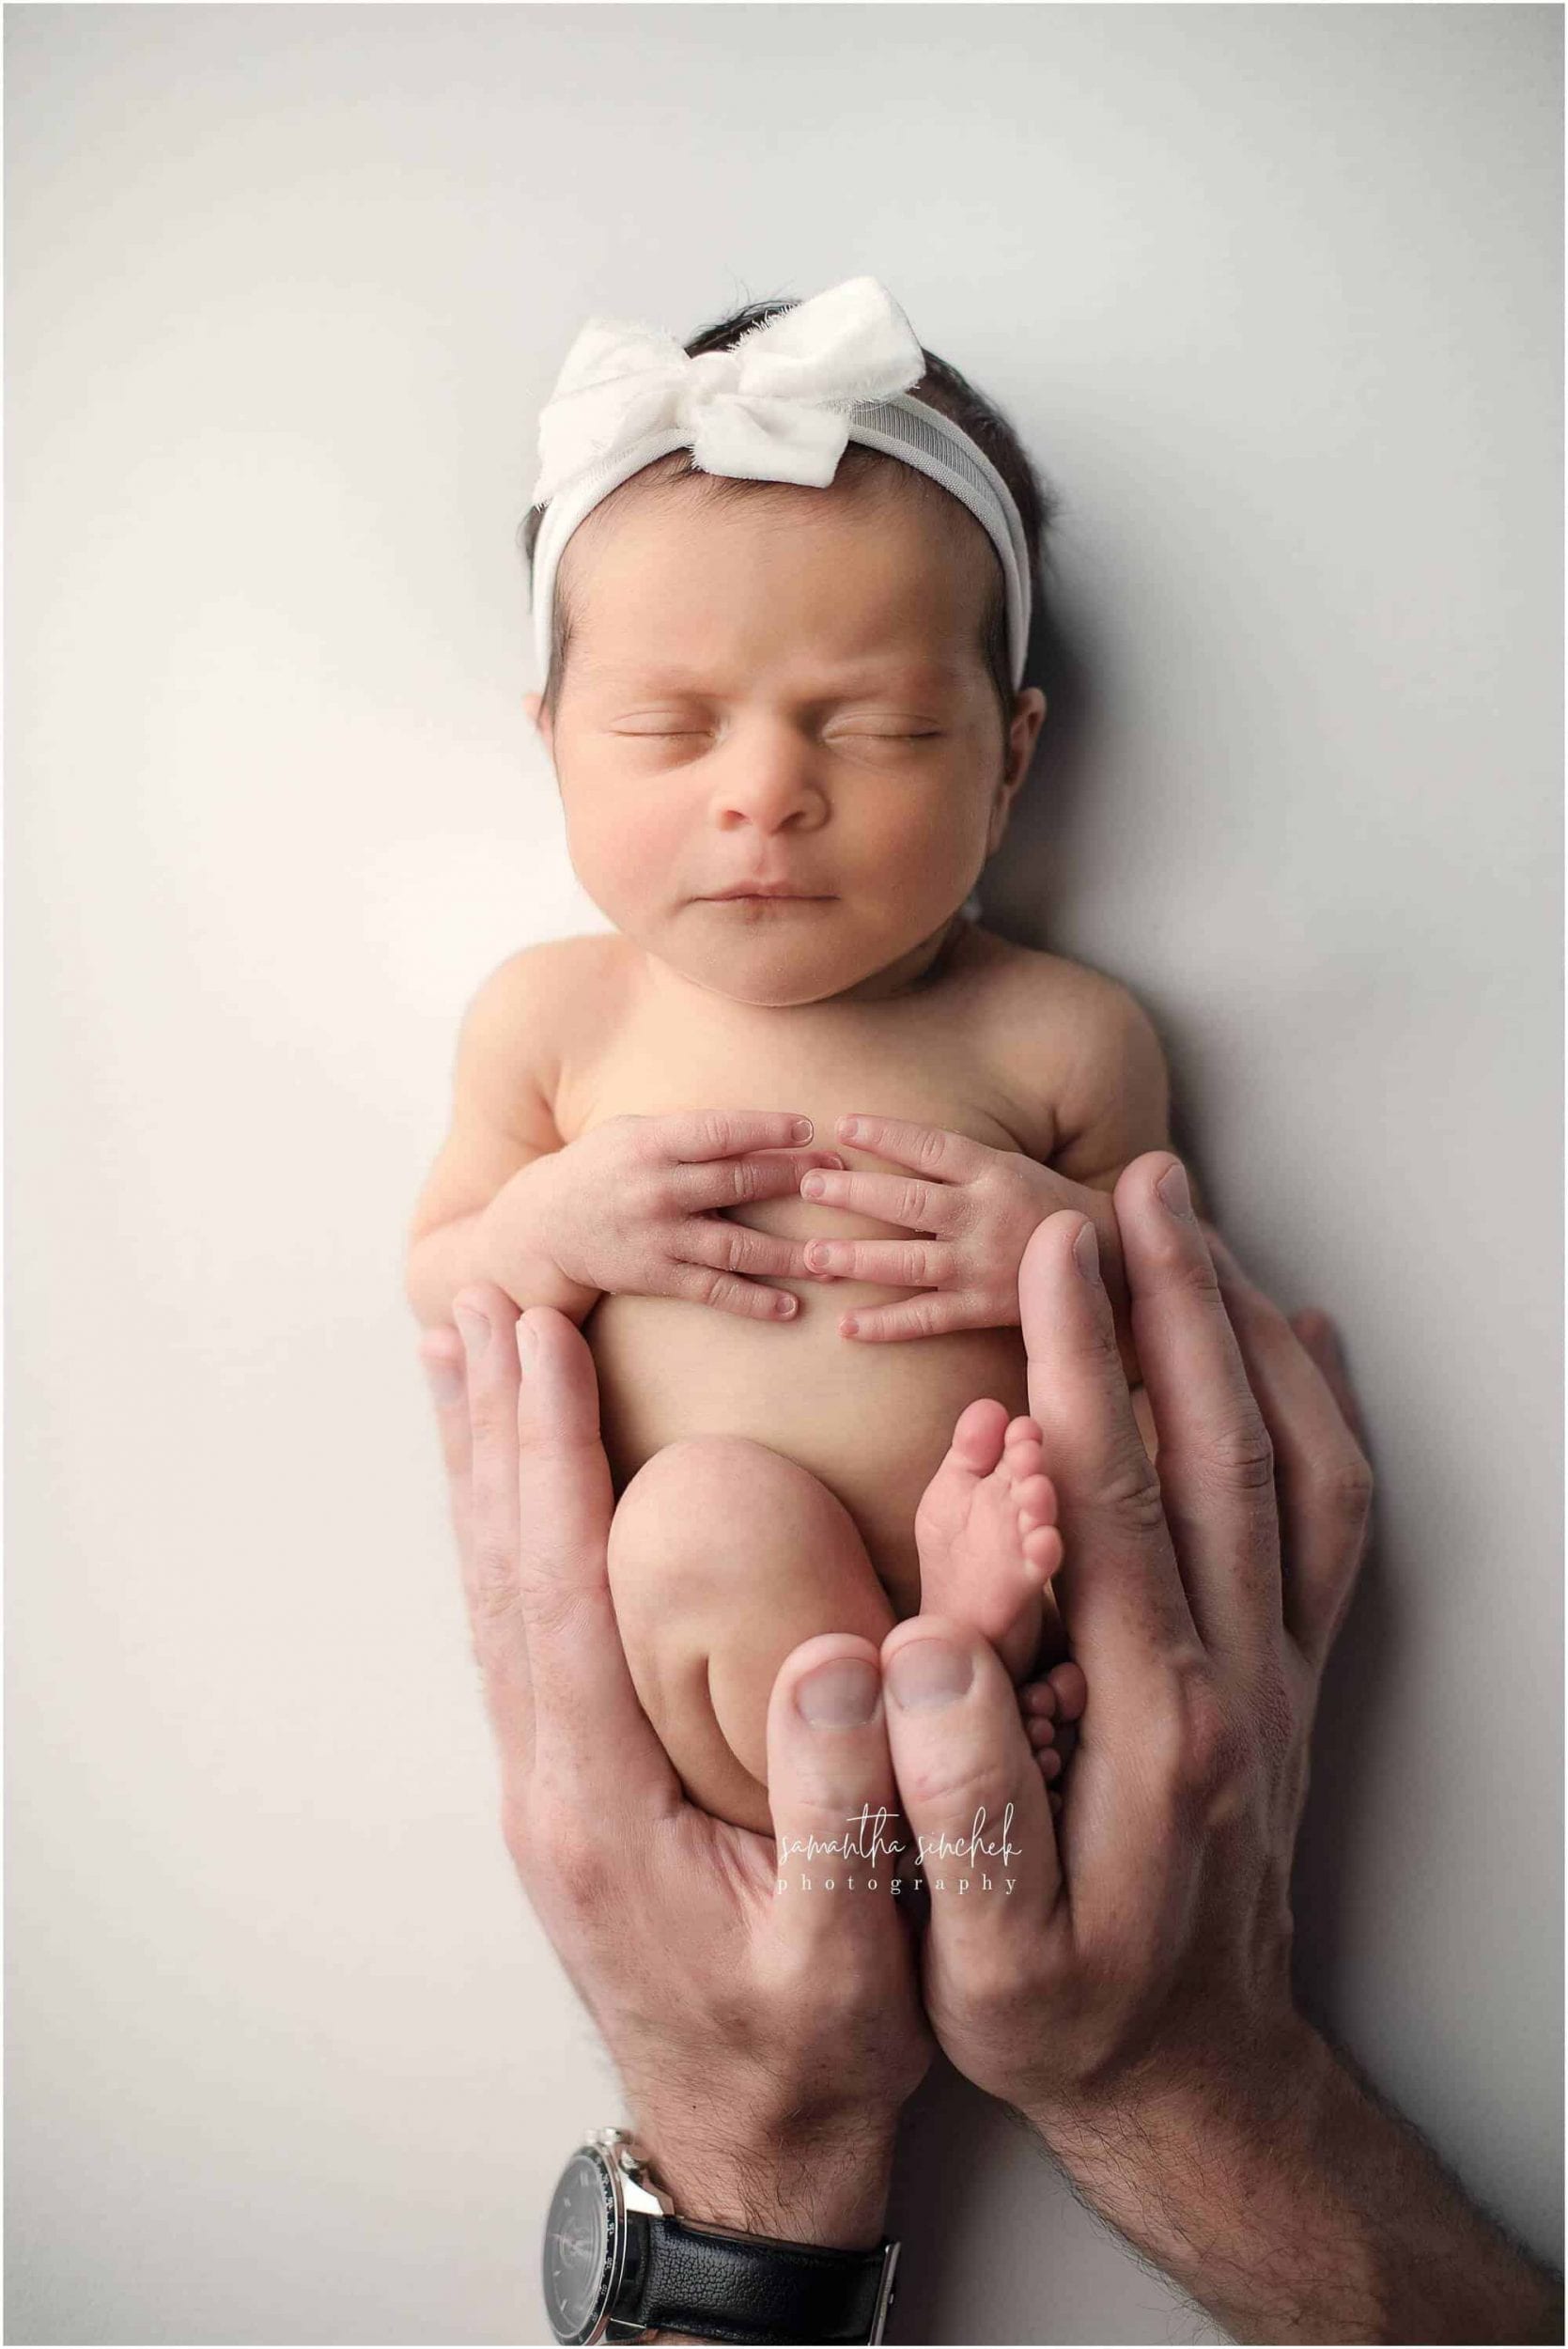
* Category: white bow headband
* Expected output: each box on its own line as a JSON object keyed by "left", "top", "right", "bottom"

{"left": 526, "top": 274, "right": 1032, "bottom": 691}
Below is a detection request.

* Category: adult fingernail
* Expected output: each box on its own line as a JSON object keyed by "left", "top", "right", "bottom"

{"left": 419, "top": 1345, "right": 464, "bottom": 1404}
{"left": 1157, "top": 1162, "right": 1193, "bottom": 1220}
{"left": 1073, "top": 1221, "right": 1100, "bottom": 1282}
{"left": 886, "top": 1639, "right": 973, "bottom": 1711}
{"left": 796, "top": 1657, "right": 880, "bottom": 1727}
{"left": 453, "top": 1303, "right": 489, "bottom": 1356}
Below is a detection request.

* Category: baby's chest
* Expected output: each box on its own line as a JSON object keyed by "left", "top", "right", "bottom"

{"left": 555, "top": 1010, "right": 1051, "bottom": 1164}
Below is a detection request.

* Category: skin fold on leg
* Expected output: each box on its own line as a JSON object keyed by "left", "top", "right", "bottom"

{"left": 607, "top": 1436, "right": 897, "bottom": 1837}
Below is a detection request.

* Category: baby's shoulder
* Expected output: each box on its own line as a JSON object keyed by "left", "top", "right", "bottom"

{"left": 967, "top": 928, "right": 1151, "bottom": 1054}
{"left": 469, "top": 930, "right": 633, "bottom": 1025}
{"left": 454, "top": 931, "right": 635, "bottom": 1097}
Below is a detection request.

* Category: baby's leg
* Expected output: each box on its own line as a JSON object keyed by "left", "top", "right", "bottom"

{"left": 607, "top": 1437, "right": 895, "bottom": 1838}
{"left": 915, "top": 1400, "right": 1087, "bottom": 1797}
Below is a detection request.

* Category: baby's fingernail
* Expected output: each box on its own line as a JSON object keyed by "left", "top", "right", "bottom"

{"left": 775, "top": 1292, "right": 799, "bottom": 1317}
{"left": 801, "top": 1174, "right": 827, "bottom": 1200}
{"left": 886, "top": 1639, "right": 973, "bottom": 1711}
{"left": 791, "top": 1116, "right": 814, "bottom": 1143}
{"left": 796, "top": 1657, "right": 880, "bottom": 1727}
{"left": 806, "top": 1242, "right": 834, "bottom": 1271}
{"left": 839, "top": 1116, "right": 862, "bottom": 1141}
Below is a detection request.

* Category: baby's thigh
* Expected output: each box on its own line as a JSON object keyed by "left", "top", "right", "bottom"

{"left": 607, "top": 1436, "right": 895, "bottom": 1830}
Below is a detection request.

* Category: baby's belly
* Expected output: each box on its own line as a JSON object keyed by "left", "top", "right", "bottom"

{"left": 586, "top": 1242, "right": 1030, "bottom": 1617}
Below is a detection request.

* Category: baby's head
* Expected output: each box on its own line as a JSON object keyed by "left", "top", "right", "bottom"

{"left": 520, "top": 297, "right": 1058, "bottom": 1006}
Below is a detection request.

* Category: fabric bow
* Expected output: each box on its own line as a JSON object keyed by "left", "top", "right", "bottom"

{"left": 531, "top": 274, "right": 927, "bottom": 506}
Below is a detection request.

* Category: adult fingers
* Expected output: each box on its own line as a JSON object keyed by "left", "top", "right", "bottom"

{"left": 451, "top": 1285, "right": 535, "bottom": 1797}
{"left": 1291, "top": 1308, "right": 1370, "bottom": 1452}
{"left": 880, "top": 1618, "right": 1061, "bottom": 1962}
{"left": 1020, "top": 1212, "right": 1202, "bottom": 1724}
{"left": 418, "top": 1326, "right": 476, "bottom": 1605}
{"left": 766, "top": 1636, "right": 912, "bottom": 1983}
{"left": 1205, "top": 1247, "right": 1374, "bottom": 1672}
{"left": 1113, "top": 1158, "right": 1282, "bottom": 1672}
{"left": 511, "top": 1303, "right": 680, "bottom": 1818}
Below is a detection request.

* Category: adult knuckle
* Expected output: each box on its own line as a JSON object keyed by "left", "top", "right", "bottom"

{"left": 533, "top": 1799, "right": 609, "bottom": 1908}
{"left": 1203, "top": 1413, "right": 1276, "bottom": 1491}
{"left": 1318, "top": 1450, "right": 1375, "bottom": 1527}
{"left": 1093, "top": 1453, "right": 1168, "bottom": 1538}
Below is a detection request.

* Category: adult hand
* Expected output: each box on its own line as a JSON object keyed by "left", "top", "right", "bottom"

{"left": 876, "top": 1155, "right": 1560, "bottom": 2344}
{"left": 418, "top": 1285, "right": 930, "bottom": 2253}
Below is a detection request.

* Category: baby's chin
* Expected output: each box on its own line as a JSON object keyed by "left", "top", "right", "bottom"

{"left": 650, "top": 909, "right": 926, "bottom": 1008}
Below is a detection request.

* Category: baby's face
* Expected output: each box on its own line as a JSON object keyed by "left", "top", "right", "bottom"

{"left": 531, "top": 480, "right": 1045, "bottom": 1006}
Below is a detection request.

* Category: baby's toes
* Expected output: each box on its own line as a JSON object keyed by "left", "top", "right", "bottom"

{"left": 1002, "top": 1417, "right": 1047, "bottom": 1486}
{"left": 1048, "top": 1659, "right": 1088, "bottom": 1724}
{"left": 1019, "top": 1677, "right": 1057, "bottom": 1722}
{"left": 951, "top": 1396, "right": 1011, "bottom": 1476}
{"left": 1022, "top": 1521, "right": 1063, "bottom": 1589}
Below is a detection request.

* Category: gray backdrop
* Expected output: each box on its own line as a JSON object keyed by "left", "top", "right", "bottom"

{"left": 8, "top": 6, "right": 1561, "bottom": 2342}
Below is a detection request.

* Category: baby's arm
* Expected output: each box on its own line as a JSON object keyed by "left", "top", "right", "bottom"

{"left": 406, "top": 944, "right": 840, "bottom": 1333}
{"left": 1045, "top": 972, "right": 1184, "bottom": 1207}
{"left": 405, "top": 947, "right": 596, "bottom": 1332}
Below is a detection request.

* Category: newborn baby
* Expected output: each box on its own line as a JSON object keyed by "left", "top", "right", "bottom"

{"left": 407, "top": 280, "right": 1172, "bottom": 1836}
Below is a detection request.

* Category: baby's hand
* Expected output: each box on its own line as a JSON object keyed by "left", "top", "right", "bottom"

{"left": 520, "top": 1110, "right": 843, "bottom": 1323}
{"left": 796, "top": 1113, "right": 1131, "bottom": 1352}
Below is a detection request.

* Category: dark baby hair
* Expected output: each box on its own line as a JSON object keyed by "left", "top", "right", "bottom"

{"left": 519, "top": 292, "right": 1064, "bottom": 738}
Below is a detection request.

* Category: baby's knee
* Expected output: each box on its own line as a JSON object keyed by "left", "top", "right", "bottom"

{"left": 607, "top": 1435, "right": 867, "bottom": 1621}
{"left": 608, "top": 1436, "right": 787, "bottom": 1608}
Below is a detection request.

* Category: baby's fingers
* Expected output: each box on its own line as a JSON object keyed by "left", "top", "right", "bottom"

{"left": 663, "top": 1261, "right": 804, "bottom": 1323}
{"left": 679, "top": 1217, "right": 823, "bottom": 1284}
{"left": 667, "top": 1148, "right": 845, "bottom": 1216}
{"left": 839, "top": 1294, "right": 984, "bottom": 1343}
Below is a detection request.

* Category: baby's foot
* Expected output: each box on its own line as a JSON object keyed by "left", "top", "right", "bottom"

{"left": 1019, "top": 1661, "right": 1088, "bottom": 1814}
{"left": 914, "top": 1399, "right": 1063, "bottom": 1688}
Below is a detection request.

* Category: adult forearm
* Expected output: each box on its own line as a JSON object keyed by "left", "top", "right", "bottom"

{"left": 1030, "top": 2021, "right": 1561, "bottom": 2344}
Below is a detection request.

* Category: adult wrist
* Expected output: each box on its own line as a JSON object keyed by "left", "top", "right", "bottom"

{"left": 1024, "top": 2013, "right": 1336, "bottom": 2322}
{"left": 631, "top": 2104, "right": 897, "bottom": 2252}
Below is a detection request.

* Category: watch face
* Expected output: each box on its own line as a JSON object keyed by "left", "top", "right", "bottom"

{"left": 542, "top": 2149, "right": 616, "bottom": 2344}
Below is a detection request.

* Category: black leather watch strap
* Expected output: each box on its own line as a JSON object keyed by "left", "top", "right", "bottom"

{"left": 617, "top": 2211, "right": 892, "bottom": 2344}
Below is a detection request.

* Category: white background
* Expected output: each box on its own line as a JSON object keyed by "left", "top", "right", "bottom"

{"left": 8, "top": 6, "right": 1561, "bottom": 2341}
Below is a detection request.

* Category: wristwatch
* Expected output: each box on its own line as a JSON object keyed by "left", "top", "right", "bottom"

{"left": 541, "top": 2127, "right": 900, "bottom": 2345}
